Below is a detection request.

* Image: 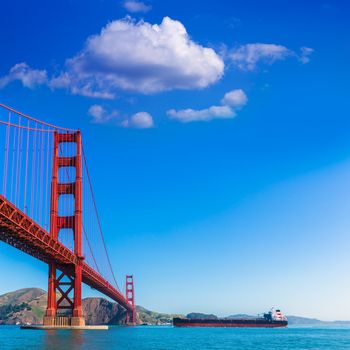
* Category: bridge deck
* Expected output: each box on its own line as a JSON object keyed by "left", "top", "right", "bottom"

{"left": 0, "top": 194, "right": 132, "bottom": 312}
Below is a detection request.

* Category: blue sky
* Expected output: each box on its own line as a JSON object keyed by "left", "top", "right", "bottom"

{"left": 0, "top": 0, "right": 350, "bottom": 320}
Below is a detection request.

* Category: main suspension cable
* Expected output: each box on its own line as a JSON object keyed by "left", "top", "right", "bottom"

{"left": 0, "top": 103, "right": 77, "bottom": 132}
{"left": 82, "top": 145, "right": 121, "bottom": 292}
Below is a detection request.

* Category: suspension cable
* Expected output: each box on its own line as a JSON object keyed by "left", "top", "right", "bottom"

{"left": 82, "top": 145, "right": 121, "bottom": 291}
{"left": 0, "top": 103, "right": 76, "bottom": 132}
{"left": 0, "top": 120, "right": 55, "bottom": 132}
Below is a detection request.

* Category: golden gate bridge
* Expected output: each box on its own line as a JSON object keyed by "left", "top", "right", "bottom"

{"left": 0, "top": 103, "right": 136, "bottom": 328}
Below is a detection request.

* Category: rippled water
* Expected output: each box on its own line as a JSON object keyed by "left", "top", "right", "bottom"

{"left": 1, "top": 325, "right": 350, "bottom": 350}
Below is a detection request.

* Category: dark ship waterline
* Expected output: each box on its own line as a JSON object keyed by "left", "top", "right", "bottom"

{"left": 173, "top": 308, "right": 288, "bottom": 328}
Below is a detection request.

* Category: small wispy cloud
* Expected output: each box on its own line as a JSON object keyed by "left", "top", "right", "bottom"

{"left": 0, "top": 63, "right": 47, "bottom": 89}
{"left": 230, "top": 43, "right": 292, "bottom": 71}
{"left": 51, "top": 73, "right": 115, "bottom": 99}
{"left": 167, "top": 105, "right": 235, "bottom": 123}
{"left": 88, "top": 105, "right": 154, "bottom": 128}
{"left": 167, "top": 89, "right": 247, "bottom": 123}
{"left": 221, "top": 89, "right": 248, "bottom": 107}
{"left": 230, "top": 43, "right": 314, "bottom": 70}
{"left": 123, "top": 0, "right": 152, "bottom": 13}
{"left": 299, "top": 47, "right": 314, "bottom": 64}
{"left": 88, "top": 105, "right": 119, "bottom": 124}
{"left": 122, "top": 111, "right": 154, "bottom": 128}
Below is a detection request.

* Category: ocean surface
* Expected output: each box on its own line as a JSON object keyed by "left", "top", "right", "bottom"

{"left": 1, "top": 325, "right": 350, "bottom": 350}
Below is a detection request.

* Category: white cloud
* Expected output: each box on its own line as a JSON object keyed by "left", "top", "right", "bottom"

{"left": 167, "top": 89, "right": 247, "bottom": 123}
{"left": 88, "top": 104, "right": 118, "bottom": 123}
{"left": 0, "top": 63, "right": 47, "bottom": 89}
{"left": 230, "top": 43, "right": 314, "bottom": 70}
{"left": 167, "top": 105, "right": 235, "bottom": 123}
{"left": 52, "top": 16, "right": 224, "bottom": 97}
{"left": 51, "top": 73, "right": 115, "bottom": 99}
{"left": 299, "top": 47, "right": 314, "bottom": 64}
{"left": 88, "top": 105, "right": 154, "bottom": 128}
{"left": 221, "top": 89, "right": 248, "bottom": 107}
{"left": 123, "top": 111, "right": 154, "bottom": 128}
{"left": 123, "top": 0, "right": 151, "bottom": 13}
{"left": 230, "top": 43, "right": 292, "bottom": 71}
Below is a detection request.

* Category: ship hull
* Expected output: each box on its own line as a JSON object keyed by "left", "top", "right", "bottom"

{"left": 173, "top": 318, "right": 287, "bottom": 328}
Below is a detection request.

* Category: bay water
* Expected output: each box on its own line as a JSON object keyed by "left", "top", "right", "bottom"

{"left": 1, "top": 325, "right": 350, "bottom": 350}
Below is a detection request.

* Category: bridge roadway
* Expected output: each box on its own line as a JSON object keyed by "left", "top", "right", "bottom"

{"left": 0, "top": 194, "right": 132, "bottom": 312}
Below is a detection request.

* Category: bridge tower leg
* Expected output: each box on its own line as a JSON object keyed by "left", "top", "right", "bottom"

{"left": 125, "top": 275, "right": 136, "bottom": 324}
{"left": 43, "top": 131, "right": 85, "bottom": 327}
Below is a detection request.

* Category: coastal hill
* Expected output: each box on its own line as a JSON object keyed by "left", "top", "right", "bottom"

{"left": 0, "top": 288, "right": 349, "bottom": 325}
{"left": 0, "top": 288, "right": 181, "bottom": 325}
{"left": 187, "top": 313, "right": 218, "bottom": 320}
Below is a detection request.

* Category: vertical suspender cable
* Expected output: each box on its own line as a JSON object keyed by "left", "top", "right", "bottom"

{"left": 45, "top": 129, "right": 50, "bottom": 229}
{"left": 10, "top": 122, "right": 17, "bottom": 202}
{"left": 30, "top": 123, "right": 37, "bottom": 219}
{"left": 24, "top": 120, "right": 30, "bottom": 213}
{"left": 38, "top": 126, "right": 44, "bottom": 226}
{"left": 2, "top": 112, "right": 11, "bottom": 196}
{"left": 15, "top": 117, "right": 22, "bottom": 206}
{"left": 14, "top": 117, "right": 20, "bottom": 204}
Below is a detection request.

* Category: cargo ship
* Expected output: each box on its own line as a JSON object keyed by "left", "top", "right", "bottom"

{"left": 173, "top": 308, "right": 288, "bottom": 328}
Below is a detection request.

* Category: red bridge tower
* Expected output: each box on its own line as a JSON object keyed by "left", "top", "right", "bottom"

{"left": 43, "top": 131, "right": 85, "bottom": 327}
{"left": 125, "top": 275, "right": 136, "bottom": 324}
